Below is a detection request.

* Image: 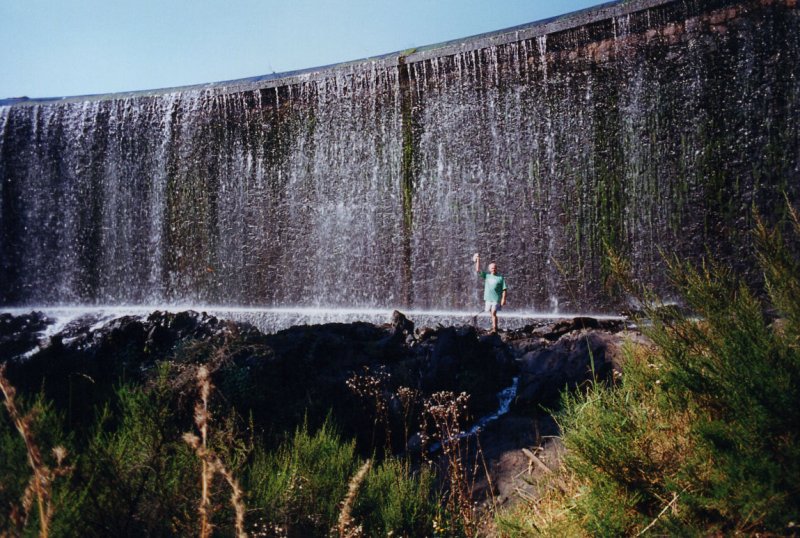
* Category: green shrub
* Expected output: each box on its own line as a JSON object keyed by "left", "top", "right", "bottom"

{"left": 353, "top": 457, "right": 437, "bottom": 536}
{"left": 246, "top": 419, "right": 444, "bottom": 537}
{"left": 247, "top": 418, "right": 358, "bottom": 536}
{"left": 2, "top": 358, "right": 450, "bottom": 537}
{"left": 556, "top": 344, "right": 689, "bottom": 535}
{"left": 0, "top": 391, "right": 83, "bottom": 536}
{"left": 520, "top": 209, "right": 800, "bottom": 535}
{"left": 72, "top": 372, "right": 199, "bottom": 536}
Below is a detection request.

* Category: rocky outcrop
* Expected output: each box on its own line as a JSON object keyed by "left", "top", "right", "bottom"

{"left": 0, "top": 311, "right": 51, "bottom": 361}
{"left": 514, "top": 330, "right": 619, "bottom": 409}
{"left": 0, "top": 310, "right": 516, "bottom": 448}
{"left": 507, "top": 318, "right": 628, "bottom": 410}
{"left": 0, "top": 309, "right": 634, "bottom": 458}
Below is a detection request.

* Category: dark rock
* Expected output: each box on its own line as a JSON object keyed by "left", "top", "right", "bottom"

{"left": 376, "top": 310, "right": 416, "bottom": 352}
{"left": 538, "top": 317, "right": 594, "bottom": 340}
{"left": 0, "top": 308, "right": 639, "bottom": 469}
{"left": 391, "top": 310, "right": 414, "bottom": 337}
{"left": 411, "top": 325, "right": 513, "bottom": 415}
{"left": 514, "top": 330, "right": 623, "bottom": 410}
{"left": 0, "top": 311, "right": 52, "bottom": 361}
{"left": 0, "top": 310, "right": 244, "bottom": 427}
{"left": 524, "top": 316, "right": 626, "bottom": 342}
{"left": 478, "top": 332, "right": 503, "bottom": 346}
{"left": 473, "top": 414, "right": 565, "bottom": 507}
{"left": 415, "top": 326, "right": 436, "bottom": 340}
{"left": 0, "top": 311, "right": 51, "bottom": 337}
{"left": 505, "top": 336, "right": 548, "bottom": 358}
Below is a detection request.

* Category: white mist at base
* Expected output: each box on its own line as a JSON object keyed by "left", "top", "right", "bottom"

{"left": 2, "top": 305, "right": 625, "bottom": 337}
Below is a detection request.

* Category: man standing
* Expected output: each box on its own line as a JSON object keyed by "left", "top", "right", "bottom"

{"left": 474, "top": 253, "right": 508, "bottom": 333}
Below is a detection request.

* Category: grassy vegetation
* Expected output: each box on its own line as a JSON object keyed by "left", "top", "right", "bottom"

{"left": 498, "top": 207, "right": 800, "bottom": 536}
{"left": 0, "top": 362, "right": 446, "bottom": 537}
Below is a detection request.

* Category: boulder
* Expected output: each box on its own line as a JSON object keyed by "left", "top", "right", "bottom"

{"left": 515, "top": 329, "right": 623, "bottom": 410}
{"left": 0, "top": 311, "right": 51, "bottom": 360}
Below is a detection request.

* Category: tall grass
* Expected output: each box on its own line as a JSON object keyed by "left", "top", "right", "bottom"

{"left": 246, "top": 418, "right": 440, "bottom": 537}
{"left": 0, "top": 365, "right": 74, "bottom": 537}
{"left": 77, "top": 367, "right": 200, "bottom": 536}
{"left": 183, "top": 365, "right": 247, "bottom": 538}
{"left": 247, "top": 418, "right": 358, "bottom": 535}
{"left": 499, "top": 208, "right": 800, "bottom": 535}
{"left": 1, "top": 361, "right": 447, "bottom": 537}
{"left": 351, "top": 457, "right": 436, "bottom": 536}
{"left": 337, "top": 459, "right": 371, "bottom": 537}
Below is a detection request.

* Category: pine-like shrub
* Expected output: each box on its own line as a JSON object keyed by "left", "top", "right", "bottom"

{"left": 504, "top": 209, "right": 800, "bottom": 535}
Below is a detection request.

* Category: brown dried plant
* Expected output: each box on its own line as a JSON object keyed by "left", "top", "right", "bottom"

{"left": 396, "top": 386, "right": 421, "bottom": 451}
{"left": 345, "top": 367, "right": 391, "bottom": 450}
{"left": 420, "top": 390, "right": 487, "bottom": 537}
{"left": 336, "top": 459, "right": 371, "bottom": 538}
{"left": 183, "top": 365, "right": 247, "bottom": 538}
{"left": 0, "top": 364, "right": 72, "bottom": 538}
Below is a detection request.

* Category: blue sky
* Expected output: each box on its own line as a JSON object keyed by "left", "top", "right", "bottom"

{"left": 1, "top": 0, "right": 605, "bottom": 99}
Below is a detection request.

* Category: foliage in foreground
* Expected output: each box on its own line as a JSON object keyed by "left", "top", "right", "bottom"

{"left": 499, "top": 210, "right": 800, "bottom": 536}
{"left": 0, "top": 365, "right": 441, "bottom": 537}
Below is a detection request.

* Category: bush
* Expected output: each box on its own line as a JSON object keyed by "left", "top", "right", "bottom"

{"left": 247, "top": 418, "right": 358, "bottom": 536}
{"left": 558, "top": 345, "right": 691, "bottom": 535}
{"left": 1, "top": 357, "right": 451, "bottom": 537}
{"left": 0, "top": 389, "right": 81, "bottom": 536}
{"left": 73, "top": 370, "right": 199, "bottom": 536}
{"left": 353, "top": 457, "right": 437, "bottom": 537}
{"left": 505, "top": 209, "right": 800, "bottom": 535}
{"left": 246, "top": 418, "right": 443, "bottom": 537}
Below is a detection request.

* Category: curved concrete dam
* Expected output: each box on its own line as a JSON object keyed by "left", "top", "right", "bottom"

{"left": 1, "top": 0, "right": 798, "bottom": 313}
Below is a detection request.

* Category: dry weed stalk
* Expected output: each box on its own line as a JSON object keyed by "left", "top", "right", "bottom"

{"left": 346, "top": 367, "right": 391, "bottom": 450}
{"left": 0, "top": 364, "right": 72, "bottom": 538}
{"left": 336, "top": 459, "right": 372, "bottom": 538}
{"left": 198, "top": 366, "right": 212, "bottom": 537}
{"left": 420, "top": 391, "right": 485, "bottom": 536}
{"left": 183, "top": 365, "right": 247, "bottom": 538}
{"left": 396, "top": 386, "right": 421, "bottom": 451}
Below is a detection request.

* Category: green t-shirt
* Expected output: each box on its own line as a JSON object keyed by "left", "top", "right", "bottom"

{"left": 478, "top": 271, "right": 508, "bottom": 303}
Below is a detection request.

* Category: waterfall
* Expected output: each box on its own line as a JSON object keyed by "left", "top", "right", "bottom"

{"left": 1, "top": 0, "right": 798, "bottom": 311}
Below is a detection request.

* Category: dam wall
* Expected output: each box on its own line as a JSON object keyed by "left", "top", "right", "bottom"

{"left": 1, "top": 0, "right": 798, "bottom": 311}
